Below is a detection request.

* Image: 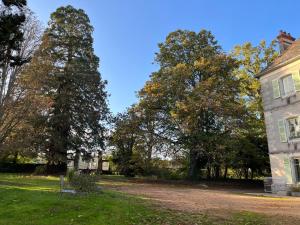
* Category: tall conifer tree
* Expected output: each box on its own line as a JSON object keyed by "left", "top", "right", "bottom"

{"left": 30, "top": 6, "right": 109, "bottom": 169}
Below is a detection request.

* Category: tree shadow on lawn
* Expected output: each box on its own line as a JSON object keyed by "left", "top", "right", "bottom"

{"left": 100, "top": 175, "right": 265, "bottom": 193}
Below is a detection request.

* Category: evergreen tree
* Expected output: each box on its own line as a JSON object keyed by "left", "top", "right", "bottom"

{"left": 0, "top": 0, "right": 27, "bottom": 105}
{"left": 31, "top": 6, "right": 109, "bottom": 169}
{"left": 0, "top": 0, "right": 27, "bottom": 69}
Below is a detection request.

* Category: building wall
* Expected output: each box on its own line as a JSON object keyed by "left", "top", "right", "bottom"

{"left": 260, "top": 59, "right": 300, "bottom": 191}
{"left": 67, "top": 156, "right": 98, "bottom": 170}
{"left": 68, "top": 156, "right": 110, "bottom": 171}
{"left": 260, "top": 59, "right": 300, "bottom": 153}
{"left": 260, "top": 59, "right": 300, "bottom": 112}
{"left": 78, "top": 156, "right": 98, "bottom": 170}
{"left": 264, "top": 104, "right": 300, "bottom": 154}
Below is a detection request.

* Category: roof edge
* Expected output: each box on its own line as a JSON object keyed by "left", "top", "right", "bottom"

{"left": 256, "top": 55, "right": 300, "bottom": 78}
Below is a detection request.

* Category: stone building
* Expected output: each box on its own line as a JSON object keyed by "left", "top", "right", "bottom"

{"left": 258, "top": 31, "right": 300, "bottom": 194}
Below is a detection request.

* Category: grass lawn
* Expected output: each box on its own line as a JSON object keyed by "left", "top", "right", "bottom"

{"left": 0, "top": 173, "right": 271, "bottom": 225}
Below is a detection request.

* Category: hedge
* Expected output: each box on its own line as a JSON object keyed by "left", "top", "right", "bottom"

{"left": 0, "top": 163, "right": 66, "bottom": 174}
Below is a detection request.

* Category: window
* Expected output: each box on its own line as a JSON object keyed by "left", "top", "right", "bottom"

{"left": 282, "top": 75, "right": 295, "bottom": 96}
{"left": 272, "top": 72, "right": 300, "bottom": 99}
{"left": 287, "top": 117, "right": 300, "bottom": 140}
{"left": 278, "top": 116, "right": 300, "bottom": 143}
{"left": 294, "top": 159, "right": 300, "bottom": 183}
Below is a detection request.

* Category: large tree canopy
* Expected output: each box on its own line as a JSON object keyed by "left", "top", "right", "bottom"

{"left": 229, "top": 40, "right": 279, "bottom": 178}
{"left": 0, "top": 0, "right": 27, "bottom": 69}
{"left": 0, "top": 1, "right": 42, "bottom": 156}
{"left": 138, "top": 30, "right": 245, "bottom": 179}
{"left": 0, "top": 0, "right": 27, "bottom": 144}
{"left": 25, "top": 6, "right": 109, "bottom": 169}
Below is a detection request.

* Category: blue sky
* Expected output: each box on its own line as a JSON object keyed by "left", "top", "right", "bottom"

{"left": 28, "top": 0, "right": 299, "bottom": 114}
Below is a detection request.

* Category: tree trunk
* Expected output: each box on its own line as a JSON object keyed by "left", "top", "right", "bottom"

{"left": 145, "top": 144, "right": 153, "bottom": 174}
{"left": 214, "top": 165, "right": 220, "bottom": 179}
{"left": 13, "top": 152, "right": 18, "bottom": 164}
{"left": 223, "top": 166, "right": 228, "bottom": 179}
{"left": 97, "top": 150, "right": 103, "bottom": 174}
{"left": 74, "top": 151, "right": 80, "bottom": 170}
{"left": 244, "top": 168, "right": 249, "bottom": 180}
{"left": 188, "top": 150, "right": 200, "bottom": 180}
{"left": 206, "top": 165, "right": 211, "bottom": 179}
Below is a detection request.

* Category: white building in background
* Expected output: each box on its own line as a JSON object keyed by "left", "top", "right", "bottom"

{"left": 67, "top": 154, "right": 110, "bottom": 172}
{"left": 258, "top": 31, "right": 300, "bottom": 194}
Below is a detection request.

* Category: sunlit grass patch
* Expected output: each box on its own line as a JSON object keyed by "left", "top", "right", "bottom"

{"left": 98, "top": 180, "right": 134, "bottom": 187}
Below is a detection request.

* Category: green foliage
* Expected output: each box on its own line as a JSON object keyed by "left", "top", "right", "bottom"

{"left": 111, "top": 30, "right": 276, "bottom": 181}
{"left": 33, "top": 165, "right": 47, "bottom": 175}
{"left": 143, "top": 158, "right": 185, "bottom": 180}
{"left": 232, "top": 40, "right": 278, "bottom": 129}
{"left": 0, "top": 3, "right": 278, "bottom": 182}
{"left": 66, "top": 168, "right": 76, "bottom": 182}
{"left": 0, "top": 0, "right": 27, "bottom": 67}
{"left": 110, "top": 110, "right": 141, "bottom": 177}
{"left": 0, "top": 1, "right": 41, "bottom": 156}
{"left": 24, "top": 5, "right": 109, "bottom": 167}
{"left": 148, "top": 167, "right": 182, "bottom": 180}
{"left": 290, "top": 184, "right": 300, "bottom": 192}
{"left": 139, "top": 30, "right": 244, "bottom": 180}
{"left": 0, "top": 0, "right": 282, "bottom": 186}
{"left": 229, "top": 40, "right": 279, "bottom": 178}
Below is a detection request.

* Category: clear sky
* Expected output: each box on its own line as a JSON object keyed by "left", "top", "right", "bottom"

{"left": 28, "top": 0, "right": 299, "bottom": 114}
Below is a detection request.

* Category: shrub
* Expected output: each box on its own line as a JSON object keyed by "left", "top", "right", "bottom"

{"left": 33, "top": 165, "right": 47, "bottom": 175}
{"left": 68, "top": 173, "right": 99, "bottom": 193}
{"left": 0, "top": 163, "right": 44, "bottom": 173}
{"left": 66, "top": 169, "right": 76, "bottom": 182}
{"left": 291, "top": 184, "right": 300, "bottom": 192}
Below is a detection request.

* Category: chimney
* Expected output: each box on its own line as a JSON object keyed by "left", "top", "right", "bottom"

{"left": 277, "top": 30, "right": 296, "bottom": 53}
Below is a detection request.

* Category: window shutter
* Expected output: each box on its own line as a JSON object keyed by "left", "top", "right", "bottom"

{"left": 278, "top": 119, "right": 287, "bottom": 142}
{"left": 272, "top": 79, "right": 281, "bottom": 99}
{"left": 284, "top": 158, "right": 293, "bottom": 183}
{"left": 292, "top": 72, "right": 300, "bottom": 91}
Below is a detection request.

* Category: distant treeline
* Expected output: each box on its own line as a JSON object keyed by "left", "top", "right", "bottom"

{"left": 110, "top": 31, "right": 278, "bottom": 180}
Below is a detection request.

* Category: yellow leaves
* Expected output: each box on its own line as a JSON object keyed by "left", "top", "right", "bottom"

{"left": 175, "top": 63, "right": 187, "bottom": 69}
{"left": 193, "top": 55, "right": 233, "bottom": 76}
{"left": 193, "top": 58, "right": 208, "bottom": 69}
{"left": 142, "top": 81, "right": 162, "bottom": 97}
{"left": 170, "top": 110, "right": 178, "bottom": 119}
{"left": 175, "top": 101, "right": 189, "bottom": 113}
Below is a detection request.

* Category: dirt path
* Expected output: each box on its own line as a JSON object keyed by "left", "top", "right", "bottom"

{"left": 101, "top": 178, "right": 300, "bottom": 220}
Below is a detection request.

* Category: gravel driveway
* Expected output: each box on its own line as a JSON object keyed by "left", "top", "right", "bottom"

{"left": 101, "top": 178, "right": 300, "bottom": 222}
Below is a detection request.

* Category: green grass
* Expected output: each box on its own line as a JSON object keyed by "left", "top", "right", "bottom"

{"left": 0, "top": 173, "right": 271, "bottom": 225}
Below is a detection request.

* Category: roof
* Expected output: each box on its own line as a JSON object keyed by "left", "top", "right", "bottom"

{"left": 257, "top": 39, "right": 300, "bottom": 77}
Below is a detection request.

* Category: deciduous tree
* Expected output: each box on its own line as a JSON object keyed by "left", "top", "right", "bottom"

{"left": 110, "top": 109, "right": 141, "bottom": 177}
{"left": 0, "top": 2, "right": 42, "bottom": 155}
{"left": 230, "top": 40, "right": 279, "bottom": 178}
{"left": 139, "top": 30, "right": 244, "bottom": 180}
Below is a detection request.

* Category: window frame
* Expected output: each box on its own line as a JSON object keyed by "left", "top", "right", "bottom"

{"left": 285, "top": 115, "right": 300, "bottom": 143}
{"left": 280, "top": 74, "right": 296, "bottom": 98}
{"left": 292, "top": 158, "right": 300, "bottom": 184}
